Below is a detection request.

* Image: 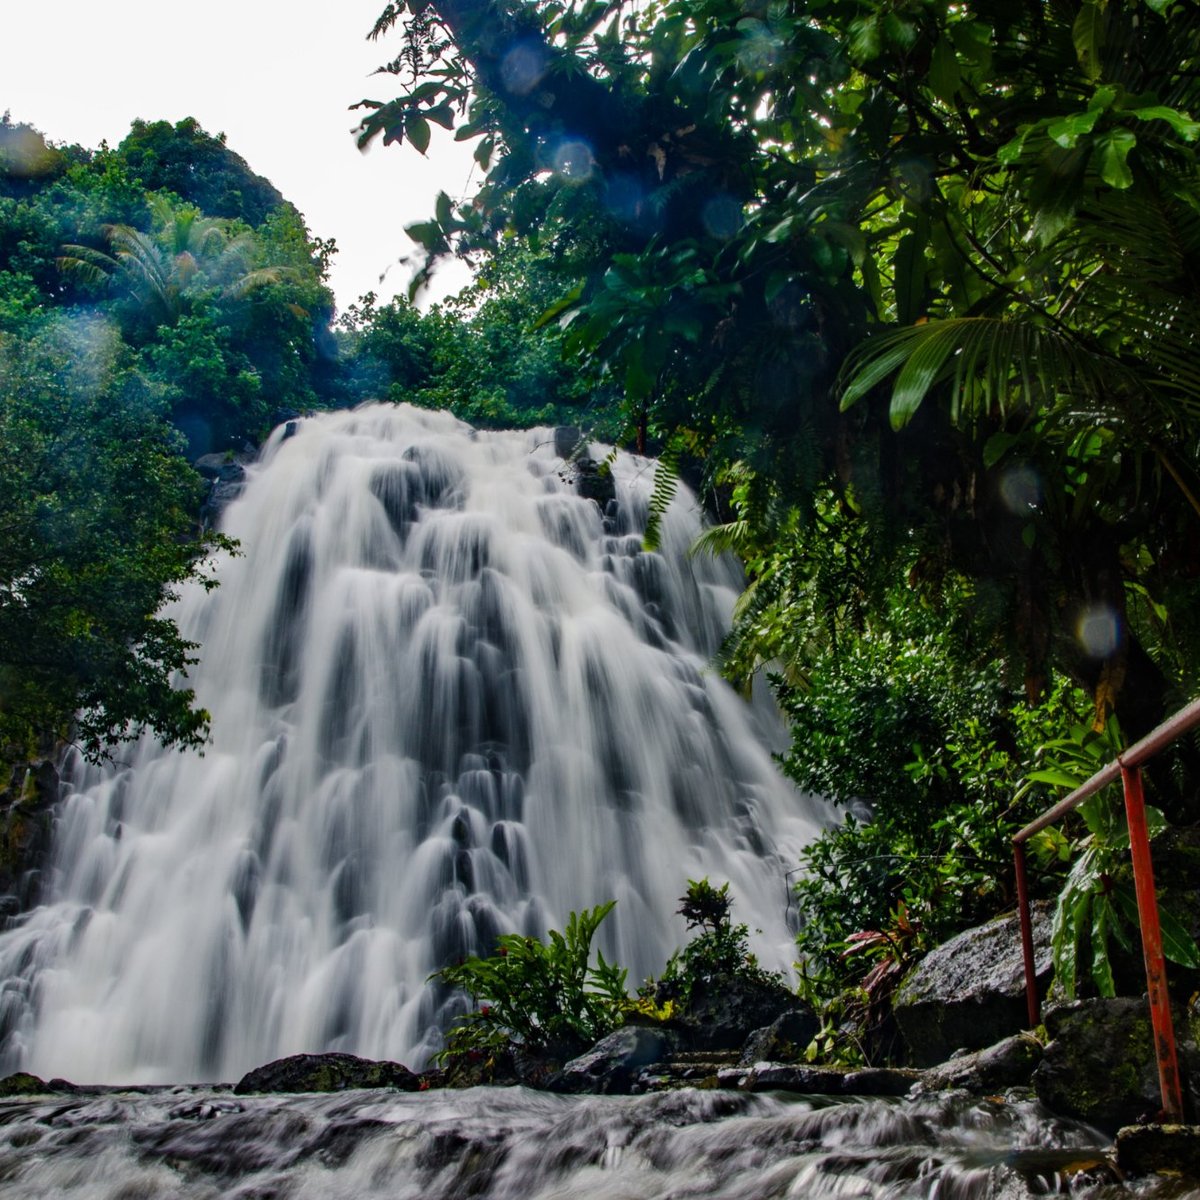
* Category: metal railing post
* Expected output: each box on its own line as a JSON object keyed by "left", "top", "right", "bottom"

{"left": 1121, "top": 762, "right": 1185, "bottom": 1122}
{"left": 1013, "top": 841, "right": 1040, "bottom": 1027}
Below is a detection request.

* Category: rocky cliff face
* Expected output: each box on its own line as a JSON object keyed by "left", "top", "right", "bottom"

{"left": 0, "top": 755, "right": 61, "bottom": 915}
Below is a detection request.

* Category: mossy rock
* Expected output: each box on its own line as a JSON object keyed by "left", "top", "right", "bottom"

{"left": 1034, "top": 998, "right": 1200, "bottom": 1134}
{"left": 0, "top": 1072, "right": 49, "bottom": 1096}
{"left": 233, "top": 1052, "right": 420, "bottom": 1095}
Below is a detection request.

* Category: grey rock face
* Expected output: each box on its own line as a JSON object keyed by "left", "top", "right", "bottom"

{"left": 0, "top": 757, "right": 61, "bottom": 913}
{"left": 549, "top": 1025, "right": 675, "bottom": 1094}
{"left": 738, "top": 1009, "right": 821, "bottom": 1067}
{"left": 893, "top": 905, "right": 1052, "bottom": 1067}
{"left": 916, "top": 1033, "right": 1044, "bottom": 1095}
{"left": 681, "top": 974, "right": 798, "bottom": 1051}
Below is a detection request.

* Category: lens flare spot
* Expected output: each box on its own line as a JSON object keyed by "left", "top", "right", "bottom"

{"left": 553, "top": 140, "right": 595, "bottom": 184}
{"left": 702, "top": 195, "right": 743, "bottom": 240}
{"left": 736, "top": 19, "right": 782, "bottom": 72}
{"left": 1077, "top": 605, "right": 1121, "bottom": 658}
{"left": 500, "top": 42, "right": 547, "bottom": 96}
{"left": 999, "top": 466, "right": 1042, "bottom": 513}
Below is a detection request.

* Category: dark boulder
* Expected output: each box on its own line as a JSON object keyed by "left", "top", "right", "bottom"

{"left": 738, "top": 1009, "right": 821, "bottom": 1066}
{"left": 0, "top": 1072, "right": 50, "bottom": 1096}
{"left": 574, "top": 459, "right": 616, "bottom": 510}
{"left": 1033, "top": 997, "right": 1200, "bottom": 1134}
{"left": 744, "top": 1063, "right": 920, "bottom": 1096}
{"left": 553, "top": 426, "right": 585, "bottom": 460}
{"left": 678, "top": 973, "right": 798, "bottom": 1051}
{"left": 1116, "top": 1123, "right": 1200, "bottom": 1179}
{"left": 233, "top": 1052, "right": 420, "bottom": 1095}
{"left": 893, "top": 905, "right": 1053, "bottom": 1067}
{"left": 195, "top": 450, "right": 253, "bottom": 527}
{"left": 549, "top": 1025, "right": 676, "bottom": 1094}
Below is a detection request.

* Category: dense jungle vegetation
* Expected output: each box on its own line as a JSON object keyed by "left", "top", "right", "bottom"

{"left": 4, "top": 0, "right": 1200, "bottom": 1051}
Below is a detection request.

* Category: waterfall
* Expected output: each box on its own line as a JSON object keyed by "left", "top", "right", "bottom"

{"left": 0, "top": 404, "right": 825, "bottom": 1084}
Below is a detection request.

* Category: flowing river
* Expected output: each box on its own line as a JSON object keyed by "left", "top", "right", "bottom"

{"left": 0, "top": 1084, "right": 1148, "bottom": 1199}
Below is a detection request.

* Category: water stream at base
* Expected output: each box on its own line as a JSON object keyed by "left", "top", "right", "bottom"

{"left": 0, "top": 1084, "right": 1170, "bottom": 1200}
{"left": 0, "top": 403, "right": 826, "bottom": 1083}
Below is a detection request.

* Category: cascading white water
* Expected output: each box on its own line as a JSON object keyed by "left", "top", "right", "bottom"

{"left": 0, "top": 403, "right": 825, "bottom": 1084}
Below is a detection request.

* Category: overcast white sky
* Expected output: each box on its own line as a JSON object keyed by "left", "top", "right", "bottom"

{"left": 4, "top": 0, "right": 476, "bottom": 311}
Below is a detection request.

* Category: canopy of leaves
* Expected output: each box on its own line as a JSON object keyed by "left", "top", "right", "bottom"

{"left": 365, "top": 0, "right": 1200, "bottom": 738}
{"left": 0, "top": 114, "right": 336, "bottom": 765}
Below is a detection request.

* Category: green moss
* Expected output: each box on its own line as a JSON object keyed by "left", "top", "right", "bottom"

{"left": 0, "top": 1072, "right": 47, "bottom": 1096}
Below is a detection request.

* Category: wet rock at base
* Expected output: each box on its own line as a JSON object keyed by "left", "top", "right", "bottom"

{"left": 893, "top": 905, "right": 1053, "bottom": 1067}
{"left": 738, "top": 1009, "right": 821, "bottom": 1067}
{"left": 233, "top": 1052, "right": 420, "bottom": 1095}
{"left": 549, "top": 1026, "right": 676, "bottom": 1094}
{"left": 915, "top": 1033, "right": 1044, "bottom": 1096}
{"left": 744, "top": 1063, "right": 921, "bottom": 1096}
{"left": 677, "top": 973, "right": 800, "bottom": 1051}
{"left": 1116, "top": 1123, "right": 1200, "bottom": 1179}
{"left": 0, "top": 1072, "right": 50, "bottom": 1096}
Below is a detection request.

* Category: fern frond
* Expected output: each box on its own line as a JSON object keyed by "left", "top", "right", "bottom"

{"left": 643, "top": 443, "right": 680, "bottom": 552}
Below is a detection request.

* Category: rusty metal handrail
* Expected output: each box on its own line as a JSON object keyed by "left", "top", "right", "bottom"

{"left": 1012, "top": 695, "right": 1200, "bottom": 1124}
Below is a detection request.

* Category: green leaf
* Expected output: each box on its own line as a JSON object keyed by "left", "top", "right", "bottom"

{"left": 531, "top": 281, "right": 584, "bottom": 330}
{"left": 997, "top": 128, "right": 1030, "bottom": 166}
{"left": 1048, "top": 109, "right": 1101, "bottom": 148}
{"left": 405, "top": 116, "right": 431, "bottom": 156}
{"left": 840, "top": 332, "right": 922, "bottom": 411}
{"left": 425, "top": 102, "right": 456, "bottom": 130}
{"left": 1091, "top": 898, "right": 1117, "bottom": 997}
{"left": 893, "top": 228, "right": 926, "bottom": 325}
{"left": 1073, "top": 2, "right": 1105, "bottom": 81}
{"left": 1093, "top": 128, "right": 1137, "bottom": 188}
{"left": 404, "top": 220, "right": 443, "bottom": 251}
{"left": 1023, "top": 767, "right": 1085, "bottom": 789}
{"left": 888, "top": 322, "right": 963, "bottom": 430}
{"left": 1130, "top": 105, "right": 1200, "bottom": 141}
{"left": 1159, "top": 906, "right": 1200, "bottom": 969}
{"left": 928, "top": 37, "right": 961, "bottom": 104}
{"left": 983, "top": 432, "right": 1018, "bottom": 468}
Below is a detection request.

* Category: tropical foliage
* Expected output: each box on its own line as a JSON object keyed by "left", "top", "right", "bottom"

{"left": 0, "top": 115, "right": 333, "bottom": 767}
{"left": 434, "top": 901, "right": 629, "bottom": 1063}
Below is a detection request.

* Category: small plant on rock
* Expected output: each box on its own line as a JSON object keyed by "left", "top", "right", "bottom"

{"left": 656, "top": 879, "right": 783, "bottom": 1006}
{"left": 433, "top": 902, "right": 628, "bottom": 1071}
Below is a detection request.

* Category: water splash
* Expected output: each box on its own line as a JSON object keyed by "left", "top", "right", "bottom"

{"left": 0, "top": 404, "right": 824, "bottom": 1083}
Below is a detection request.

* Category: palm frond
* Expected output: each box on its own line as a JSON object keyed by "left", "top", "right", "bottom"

{"left": 839, "top": 317, "right": 1140, "bottom": 431}
{"left": 689, "top": 519, "right": 751, "bottom": 560}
